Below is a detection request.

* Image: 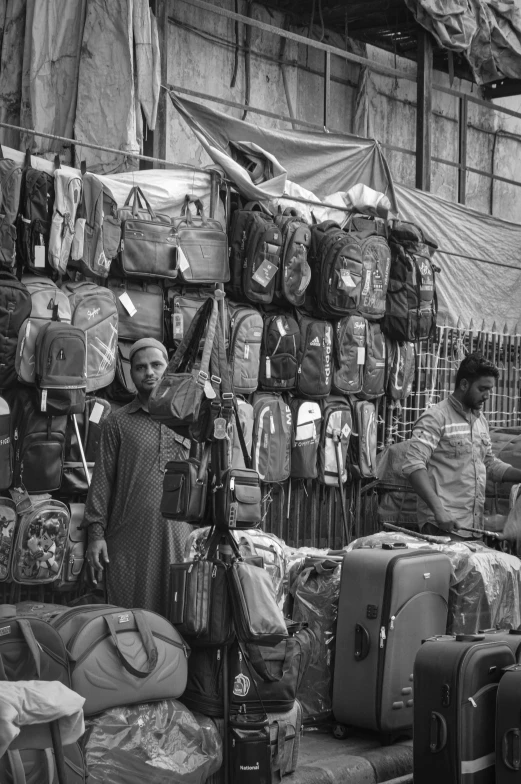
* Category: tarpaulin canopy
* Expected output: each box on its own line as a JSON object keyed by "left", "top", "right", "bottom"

{"left": 404, "top": 0, "right": 521, "bottom": 85}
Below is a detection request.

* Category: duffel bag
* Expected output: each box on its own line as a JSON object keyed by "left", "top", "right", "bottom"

{"left": 0, "top": 604, "right": 69, "bottom": 684}
{"left": 171, "top": 196, "right": 229, "bottom": 284}
{"left": 51, "top": 605, "right": 189, "bottom": 716}
{"left": 0, "top": 741, "right": 86, "bottom": 784}
{"left": 228, "top": 560, "right": 288, "bottom": 645}
{"left": 230, "top": 628, "right": 314, "bottom": 714}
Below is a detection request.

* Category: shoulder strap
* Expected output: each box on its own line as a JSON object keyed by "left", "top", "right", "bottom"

{"left": 234, "top": 401, "right": 252, "bottom": 469}
{"left": 167, "top": 297, "right": 214, "bottom": 376}
{"left": 7, "top": 750, "right": 28, "bottom": 784}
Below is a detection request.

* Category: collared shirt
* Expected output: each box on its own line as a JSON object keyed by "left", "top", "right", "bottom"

{"left": 402, "top": 394, "right": 510, "bottom": 533}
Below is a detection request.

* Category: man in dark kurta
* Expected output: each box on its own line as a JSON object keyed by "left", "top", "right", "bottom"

{"left": 83, "top": 338, "right": 191, "bottom": 616}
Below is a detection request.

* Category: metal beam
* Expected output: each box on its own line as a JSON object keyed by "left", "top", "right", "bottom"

{"left": 416, "top": 29, "right": 433, "bottom": 191}
{"left": 482, "top": 78, "right": 521, "bottom": 100}
{"left": 324, "top": 51, "right": 331, "bottom": 130}
{"left": 458, "top": 95, "right": 468, "bottom": 204}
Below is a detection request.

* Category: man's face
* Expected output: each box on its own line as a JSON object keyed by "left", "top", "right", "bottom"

{"left": 130, "top": 347, "right": 167, "bottom": 397}
{"left": 461, "top": 375, "right": 495, "bottom": 411}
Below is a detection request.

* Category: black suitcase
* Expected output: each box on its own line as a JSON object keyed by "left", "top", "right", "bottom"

{"left": 414, "top": 633, "right": 516, "bottom": 784}
{"left": 332, "top": 543, "right": 451, "bottom": 740}
{"left": 496, "top": 663, "right": 521, "bottom": 782}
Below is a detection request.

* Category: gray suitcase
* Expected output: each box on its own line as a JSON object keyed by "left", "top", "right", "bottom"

{"left": 332, "top": 542, "right": 451, "bottom": 740}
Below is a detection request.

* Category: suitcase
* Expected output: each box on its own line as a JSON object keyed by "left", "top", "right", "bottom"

{"left": 332, "top": 543, "right": 451, "bottom": 739}
{"left": 414, "top": 633, "right": 516, "bottom": 784}
{"left": 496, "top": 663, "right": 521, "bottom": 782}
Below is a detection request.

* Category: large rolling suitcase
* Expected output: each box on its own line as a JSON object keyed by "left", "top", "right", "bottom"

{"left": 496, "top": 663, "right": 521, "bottom": 782}
{"left": 332, "top": 543, "right": 451, "bottom": 740}
{"left": 414, "top": 633, "right": 516, "bottom": 784}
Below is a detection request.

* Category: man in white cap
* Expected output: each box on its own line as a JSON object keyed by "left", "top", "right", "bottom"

{"left": 82, "top": 338, "right": 191, "bottom": 615}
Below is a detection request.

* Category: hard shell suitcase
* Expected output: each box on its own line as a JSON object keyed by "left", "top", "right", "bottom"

{"left": 332, "top": 544, "right": 451, "bottom": 738}
{"left": 496, "top": 663, "right": 521, "bottom": 782}
{"left": 414, "top": 633, "right": 516, "bottom": 784}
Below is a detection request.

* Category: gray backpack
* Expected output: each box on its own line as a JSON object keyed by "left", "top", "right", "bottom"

{"left": 228, "top": 302, "right": 263, "bottom": 395}
{"left": 332, "top": 315, "right": 367, "bottom": 396}
{"left": 252, "top": 392, "right": 292, "bottom": 483}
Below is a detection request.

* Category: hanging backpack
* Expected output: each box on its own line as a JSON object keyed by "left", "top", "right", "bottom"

{"left": 76, "top": 173, "right": 121, "bottom": 278}
{"left": 16, "top": 151, "right": 55, "bottom": 273}
{"left": 357, "top": 322, "right": 386, "bottom": 400}
{"left": 384, "top": 219, "right": 439, "bottom": 342}
{"left": 259, "top": 312, "right": 300, "bottom": 391}
{"left": 296, "top": 314, "right": 333, "bottom": 399}
{"left": 228, "top": 302, "right": 263, "bottom": 395}
{"left": 10, "top": 497, "right": 70, "bottom": 585}
{"left": 0, "top": 394, "right": 13, "bottom": 490}
{"left": 0, "top": 151, "right": 22, "bottom": 269}
{"left": 251, "top": 392, "right": 292, "bottom": 483}
{"left": 48, "top": 168, "right": 83, "bottom": 274}
{"left": 227, "top": 202, "right": 283, "bottom": 305}
{"left": 350, "top": 400, "right": 378, "bottom": 478}
{"left": 15, "top": 275, "right": 72, "bottom": 386}
{"left": 168, "top": 287, "right": 228, "bottom": 349}
{"left": 12, "top": 387, "right": 67, "bottom": 493}
{"left": 62, "top": 281, "right": 118, "bottom": 392}
{"left": 0, "top": 497, "right": 17, "bottom": 581}
{"left": 34, "top": 321, "right": 86, "bottom": 415}
{"left": 317, "top": 396, "right": 352, "bottom": 486}
{"left": 0, "top": 270, "right": 31, "bottom": 390}
{"left": 62, "top": 396, "right": 111, "bottom": 496}
{"left": 332, "top": 315, "right": 367, "bottom": 396}
{"left": 289, "top": 398, "right": 321, "bottom": 480}
{"left": 306, "top": 221, "right": 363, "bottom": 318}
{"left": 387, "top": 340, "right": 416, "bottom": 401}
{"left": 229, "top": 397, "right": 254, "bottom": 470}
{"left": 344, "top": 214, "right": 391, "bottom": 320}
{"left": 56, "top": 502, "right": 86, "bottom": 589}
{"left": 274, "top": 208, "right": 312, "bottom": 306}
{"left": 103, "top": 340, "right": 136, "bottom": 403}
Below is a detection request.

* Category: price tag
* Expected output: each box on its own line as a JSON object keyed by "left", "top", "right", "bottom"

{"left": 252, "top": 260, "right": 277, "bottom": 288}
{"left": 40, "top": 389, "right": 47, "bottom": 412}
{"left": 265, "top": 357, "right": 271, "bottom": 379}
{"left": 172, "top": 313, "right": 184, "bottom": 339}
{"left": 357, "top": 347, "right": 366, "bottom": 365}
{"left": 244, "top": 343, "right": 250, "bottom": 360}
{"left": 276, "top": 317, "right": 287, "bottom": 336}
{"left": 119, "top": 292, "right": 137, "bottom": 317}
{"left": 340, "top": 269, "right": 355, "bottom": 288}
{"left": 178, "top": 246, "right": 190, "bottom": 272}
{"left": 89, "top": 402, "right": 105, "bottom": 425}
{"left": 342, "top": 422, "right": 352, "bottom": 439}
{"left": 34, "top": 245, "right": 46, "bottom": 268}
{"left": 204, "top": 380, "right": 216, "bottom": 399}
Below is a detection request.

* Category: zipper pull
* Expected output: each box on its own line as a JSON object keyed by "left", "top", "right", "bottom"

{"left": 230, "top": 477, "right": 235, "bottom": 492}
{"left": 389, "top": 616, "right": 395, "bottom": 630}
{"left": 14, "top": 428, "right": 18, "bottom": 441}
{"left": 217, "top": 649, "right": 221, "bottom": 661}
{"left": 238, "top": 650, "right": 242, "bottom": 662}
{"left": 270, "top": 414, "right": 275, "bottom": 434}
{"left": 188, "top": 563, "right": 193, "bottom": 573}
{"left": 182, "top": 643, "right": 188, "bottom": 657}
{"left": 468, "top": 697, "right": 477, "bottom": 708}
{"left": 212, "top": 565, "right": 217, "bottom": 578}
{"left": 380, "top": 626, "right": 386, "bottom": 648}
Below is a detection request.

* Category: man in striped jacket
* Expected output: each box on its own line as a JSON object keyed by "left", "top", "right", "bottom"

{"left": 402, "top": 352, "right": 521, "bottom": 538}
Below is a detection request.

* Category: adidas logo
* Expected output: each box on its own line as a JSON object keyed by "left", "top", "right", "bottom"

{"left": 309, "top": 336, "right": 321, "bottom": 347}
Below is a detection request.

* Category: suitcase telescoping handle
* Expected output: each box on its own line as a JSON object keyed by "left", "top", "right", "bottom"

{"left": 0, "top": 619, "right": 42, "bottom": 680}
{"left": 503, "top": 728, "right": 521, "bottom": 770}
{"left": 429, "top": 711, "right": 447, "bottom": 753}
{"left": 103, "top": 611, "right": 158, "bottom": 679}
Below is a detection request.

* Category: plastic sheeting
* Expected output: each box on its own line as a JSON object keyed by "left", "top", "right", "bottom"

{"left": 84, "top": 700, "right": 222, "bottom": 784}
{"left": 405, "top": 0, "right": 521, "bottom": 85}
{"left": 347, "top": 531, "right": 521, "bottom": 634}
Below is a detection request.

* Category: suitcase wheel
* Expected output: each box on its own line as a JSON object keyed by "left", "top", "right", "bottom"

{"left": 332, "top": 724, "right": 352, "bottom": 740}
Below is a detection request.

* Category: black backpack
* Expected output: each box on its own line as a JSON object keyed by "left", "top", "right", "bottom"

{"left": 259, "top": 312, "right": 300, "bottom": 391}
{"left": 296, "top": 314, "right": 333, "bottom": 399}
{"left": 332, "top": 315, "right": 367, "bottom": 396}
{"left": 350, "top": 400, "right": 378, "bottom": 478}
{"left": 16, "top": 151, "right": 55, "bottom": 272}
{"left": 34, "top": 322, "right": 87, "bottom": 415}
{"left": 387, "top": 340, "right": 416, "bottom": 401}
{"left": 227, "top": 202, "right": 283, "bottom": 305}
{"left": 357, "top": 322, "right": 387, "bottom": 400}
{"left": 274, "top": 208, "right": 312, "bottom": 306}
{"left": 12, "top": 386, "right": 67, "bottom": 493}
{"left": 344, "top": 215, "right": 391, "bottom": 321}
{"left": 0, "top": 153, "right": 23, "bottom": 270}
{"left": 384, "top": 220, "right": 439, "bottom": 342}
{"left": 306, "top": 221, "right": 363, "bottom": 318}
{"left": 0, "top": 270, "right": 31, "bottom": 390}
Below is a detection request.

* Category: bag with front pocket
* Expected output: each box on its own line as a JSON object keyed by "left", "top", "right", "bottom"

{"left": 332, "top": 315, "right": 367, "bottom": 396}
{"left": 296, "top": 314, "right": 333, "bottom": 399}
{"left": 0, "top": 497, "right": 17, "bottom": 581}
{"left": 228, "top": 302, "right": 263, "bottom": 395}
{"left": 0, "top": 742, "right": 86, "bottom": 784}
{"left": 259, "top": 312, "right": 299, "bottom": 391}
{"left": 108, "top": 278, "right": 164, "bottom": 342}
{"left": 357, "top": 321, "right": 386, "bottom": 400}
{"left": 11, "top": 498, "right": 70, "bottom": 585}
{"left": 55, "top": 502, "right": 86, "bottom": 590}
{"left": 274, "top": 208, "right": 312, "bottom": 307}
{"left": 0, "top": 394, "right": 13, "bottom": 490}
{"left": 306, "top": 221, "right": 362, "bottom": 318}
{"left": 16, "top": 151, "right": 55, "bottom": 273}
{"left": 49, "top": 168, "right": 82, "bottom": 274}
{"left": 228, "top": 397, "right": 254, "bottom": 470}
{"left": 103, "top": 340, "right": 136, "bottom": 404}
{"left": 289, "top": 398, "right": 321, "bottom": 480}
{"left": 344, "top": 214, "right": 391, "bottom": 320}
{"left": 251, "top": 392, "right": 292, "bottom": 483}
{"left": 0, "top": 271, "right": 31, "bottom": 390}
{"left": 76, "top": 173, "right": 121, "bottom": 278}
{"left": 387, "top": 340, "right": 416, "bottom": 401}
{"left": 350, "top": 399, "right": 377, "bottom": 478}
{"left": 0, "top": 153, "right": 22, "bottom": 270}
{"left": 62, "top": 396, "right": 111, "bottom": 495}
{"left": 317, "top": 396, "right": 352, "bottom": 486}
{"left": 34, "top": 321, "right": 86, "bottom": 416}
{"left": 228, "top": 559, "right": 288, "bottom": 645}
{"left": 168, "top": 287, "right": 229, "bottom": 349}
{"left": 0, "top": 604, "right": 69, "bottom": 682}
{"left": 160, "top": 444, "right": 211, "bottom": 523}
{"left": 170, "top": 196, "right": 229, "bottom": 284}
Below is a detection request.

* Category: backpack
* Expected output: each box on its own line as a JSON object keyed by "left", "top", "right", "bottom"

{"left": 62, "top": 396, "right": 111, "bottom": 496}
{"left": 12, "top": 387, "right": 67, "bottom": 493}
{"left": 227, "top": 202, "right": 283, "bottom": 305}
{"left": 259, "top": 312, "right": 300, "bottom": 391}
{"left": 15, "top": 275, "right": 71, "bottom": 385}
{"left": 56, "top": 502, "right": 86, "bottom": 589}
{"left": 34, "top": 321, "right": 86, "bottom": 415}
{"left": 274, "top": 208, "right": 312, "bottom": 306}
{"left": 357, "top": 322, "right": 386, "bottom": 400}
{"left": 252, "top": 392, "right": 292, "bottom": 483}
{"left": 228, "top": 302, "right": 263, "bottom": 395}
{"left": 387, "top": 340, "right": 416, "bottom": 401}
{"left": 238, "top": 529, "right": 287, "bottom": 608}
{"left": 229, "top": 397, "right": 254, "bottom": 470}
{"left": 296, "top": 314, "right": 333, "bottom": 399}
{"left": 332, "top": 315, "right": 367, "bottom": 396}
{"left": 0, "top": 497, "right": 17, "bottom": 581}
{"left": 0, "top": 154, "right": 22, "bottom": 269}
{"left": 306, "top": 221, "right": 362, "bottom": 318}
{"left": 49, "top": 169, "right": 83, "bottom": 274}
{"left": 168, "top": 287, "right": 229, "bottom": 349}
{"left": 384, "top": 219, "right": 439, "bottom": 342}
{"left": 16, "top": 152, "right": 55, "bottom": 273}
{"left": 0, "top": 394, "right": 13, "bottom": 490}
{"left": 317, "top": 396, "right": 352, "bottom": 486}
{"left": 76, "top": 173, "right": 121, "bottom": 278}
{"left": 0, "top": 743, "right": 86, "bottom": 784}
{"left": 344, "top": 214, "right": 391, "bottom": 320}
{"left": 289, "top": 398, "right": 321, "bottom": 480}
{"left": 0, "top": 604, "right": 69, "bottom": 682}
{"left": 350, "top": 400, "right": 378, "bottom": 478}
{"left": 11, "top": 497, "right": 71, "bottom": 584}
{"left": 0, "top": 270, "right": 31, "bottom": 390}
{"left": 62, "top": 281, "right": 118, "bottom": 392}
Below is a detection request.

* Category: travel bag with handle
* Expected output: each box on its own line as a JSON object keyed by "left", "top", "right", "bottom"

{"left": 496, "top": 663, "right": 521, "bottom": 783}
{"left": 51, "top": 605, "right": 190, "bottom": 716}
{"left": 0, "top": 151, "right": 22, "bottom": 270}
{"left": 108, "top": 278, "right": 165, "bottom": 342}
{"left": 0, "top": 603, "right": 69, "bottom": 684}
{"left": 115, "top": 185, "right": 177, "bottom": 279}
{"left": 11, "top": 498, "right": 71, "bottom": 585}
{"left": 296, "top": 314, "right": 333, "bottom": 399}
{"left": 228, "top": 302, "right": 263, "bottom": 395}
{"left": 0, "top": 270, "right": 31, "bottom": 390}
{"left": 259, "top": 311, "right": 300, "bottom": 391}
{"left": 344, "top": 214, "right": 391, "bottom": 320}
{"left": 333, "top": 545, "right": 451, "bottom": 741}
{"left": 0, "top": 497, "right": 17, "bottom": 580}
{"left": 251, "top": 392, "right": 292, "bottom": 483}
{"left": 168, "top": 287, "right": 229, "bottom": 349}
{"left": 171, "top": 196, "right": 229, "bottom": 284}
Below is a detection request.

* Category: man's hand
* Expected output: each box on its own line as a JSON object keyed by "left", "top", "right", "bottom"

{"left": 434, "top": 509, "right": 460, "bottom": 532}
{"left": 86, "top": 539, "right": 109, "bottom": 585}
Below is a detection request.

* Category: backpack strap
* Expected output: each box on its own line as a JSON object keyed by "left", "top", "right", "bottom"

{"left": 167, "top": 297, "right": 216, "bottom": 377}
{"left": 6, "top": 750, "right": 28, "bottom": 784}
{"left": 233, "top": 400, "right": 252, "bottom": 469}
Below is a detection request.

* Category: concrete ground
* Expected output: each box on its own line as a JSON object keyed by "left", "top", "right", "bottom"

{"left": 286, "top": 726, "right": 413, "bottom": 784}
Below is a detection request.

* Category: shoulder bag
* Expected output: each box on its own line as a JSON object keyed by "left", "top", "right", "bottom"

{"left": 171, "top": 196, "right": 229, "bottom": 284}
{"left": 228, "top": 557, "right": 288, "bottom": 645}
{"left": 161, "top": 443, "right": 211, "bottom": 523}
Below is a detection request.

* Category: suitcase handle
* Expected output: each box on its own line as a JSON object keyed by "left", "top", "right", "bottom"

{"left": 354, "top": 624, "right": 370, "bottom": 661}
{"left": 104, "top": 611, "right": 158, "bottom": 679}
{"left": 429, "top": 711, "right": 447, "bottom": 753}
{"left": 503, "top": 728, "right": 521, "bottom": 770}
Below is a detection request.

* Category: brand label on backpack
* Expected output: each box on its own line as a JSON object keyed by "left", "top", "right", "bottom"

{"left": 34, "top": 245, "right": 46, "bottom": 268}
{"left": 233, "top": 673, "right": 250, "bottom": 697}
{"left": 0, "top": 626, "right": 10, "bottom": 636}
{"left": 310, "top": 336, "right": 320, "bottom": 347}
{"left": 118, "top": 613, "right": 130, "bottom": 623}
{"left": 240, "top": 764, "right": 260, "bottom": 771}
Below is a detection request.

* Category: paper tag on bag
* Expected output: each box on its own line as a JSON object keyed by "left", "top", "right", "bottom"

{"left": 34, "top": 245, "right": 46, "bottom": 268}
{"left": 119, "top": 292, "right": 137, "bottom": 317}
{"left": 357, "top": 347, "right": 366, "bottom": 365}
{"left": 89, "top": 402, "right": 105, "bottom": 425}
{"left": 252, "top": 260, "right": 277, "bottom": 288}
{"left": 177, "top": 246, "right": 190, "bottom": 273}
{"left": 173, "top": 313, "right": 184, "bottom": 339}
{"left": 276, "top": 317, "right": 287, "bottom": 336}
{"left": 40, "top": 389, "right": 47, "bottom": 412}
{"left": 340, "top": 269, "right": 355, "bottom": 288}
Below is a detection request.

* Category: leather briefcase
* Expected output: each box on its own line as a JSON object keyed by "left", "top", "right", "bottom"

{"left": 108, "top": 278, "right": 164, "bottom": 341}
{"left": 171, "top": 196, "right": 229, "bottom": 284}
